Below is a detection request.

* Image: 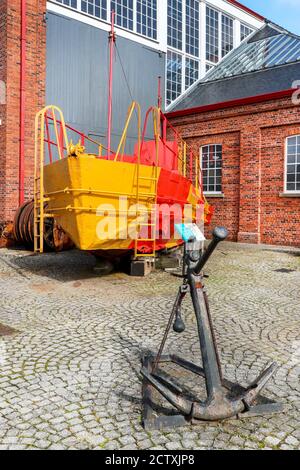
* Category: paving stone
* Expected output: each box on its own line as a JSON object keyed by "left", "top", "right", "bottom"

{"left": 0, "top": 245, "right": 299, "bottom": 450}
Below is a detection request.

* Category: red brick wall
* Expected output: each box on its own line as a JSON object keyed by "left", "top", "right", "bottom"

{"left": 0, "top": 0, "right": 46, "bottom": 223}
{"left": 169, "top": 96, "right": 300, "bottom": 247}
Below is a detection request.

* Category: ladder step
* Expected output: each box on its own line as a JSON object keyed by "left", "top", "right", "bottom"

{"left": 139, "top": 223, "right": 156, "bottom": 227}
{"left": 136, "top": 254, "right": 156, "bottom": 257}
{"left": 139, "top": 176, "right": 158, "bottom": 181}
{"left": 138, "top": 238, "right": 156, "bottom": 242}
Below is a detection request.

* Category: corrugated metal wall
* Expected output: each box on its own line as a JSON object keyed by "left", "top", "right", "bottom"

{"left": 46, "top": 11, "right": 165, "bottom": 154}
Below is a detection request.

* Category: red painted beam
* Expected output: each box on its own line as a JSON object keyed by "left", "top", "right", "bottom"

{"left": 227, "top": 0, "right": 265, "bottom": 21}
{"left": 165, "top": 89, "right": 296, "bottom": 119}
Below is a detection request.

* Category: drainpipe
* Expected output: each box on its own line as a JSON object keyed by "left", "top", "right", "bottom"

{"left": 19, "top": 0, "right": 26, "bottom": 205}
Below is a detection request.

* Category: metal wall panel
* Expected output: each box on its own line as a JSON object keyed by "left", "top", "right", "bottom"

{"left": 46, "top": 11, "right": 165, "bottom": 154}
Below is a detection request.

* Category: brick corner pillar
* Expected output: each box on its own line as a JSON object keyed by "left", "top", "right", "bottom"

{"left": 0, "top": 0, "right": 47, "bottom": 224}
{"left": 237, "top": 128, "right": 262, "bottom": 244}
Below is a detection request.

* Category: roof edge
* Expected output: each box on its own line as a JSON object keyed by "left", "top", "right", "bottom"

{"left": 227, "top": 0, "right": 265, "bottom": 21}
{"left": 165, "top": 89, "right": 296, "bottom": 119}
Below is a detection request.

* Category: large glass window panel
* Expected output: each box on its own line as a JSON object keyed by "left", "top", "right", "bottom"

{"left": 81, "top": 0, "right": 107, "bottom": 19}
{"left": 185, "top": 58, "right": 199, "bottom": 89}
{"left": 206, "top": 7, "right": 219, "bottom": 63}
{"left": 186, "top": 0, "right": 199, "bottom": 57}
{"left": 111, "top": 0, "right": 134, "bottom": 30}
{"left": 221, "top": 14, "right": 233, "bottom": 58}
{"left": 166, "top": 51, "right": 183, "bottom": 106}
{"left": 241, "top": 24, "right": 253, "bottom": 42}
{"left": 137, "top": 0, "right": 157, "bottom": 39}
{"left": 56, "top": 0, "right": 78, "bottom": 8}
{"left": 168, "top": 0, "right": 183, "bottom": 50}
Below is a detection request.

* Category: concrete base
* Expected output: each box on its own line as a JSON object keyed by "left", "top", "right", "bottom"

{"left": 130, "top": 258, "right": 155, "bottom": 277}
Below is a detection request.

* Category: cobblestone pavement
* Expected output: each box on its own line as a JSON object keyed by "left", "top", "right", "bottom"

{"left": 0, "top": 243, "right": 299, "bottom": 450}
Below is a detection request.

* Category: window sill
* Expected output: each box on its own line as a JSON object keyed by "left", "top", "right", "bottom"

{"left": 204, "top": 193, "right": 225, "bottom": 198}
{"left": 279, "top": 192, "right": 300, "bottom": 198}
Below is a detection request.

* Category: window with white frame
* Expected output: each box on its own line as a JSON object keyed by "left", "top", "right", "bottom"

{"left": 201, "top": 144, "right": 222, "bottom": 193}
{"left": 56, "top": 0, "right": 78, "bottom": 8}
{"left": 167, "top": 0, "right": 183, "bottom": 50}
{"left": 206, "top": 6, "right": 219, "bottom": 63}
{"left": 137, "top": 0, "right": 157, "bottom": 40}
{"left": 111, "top": 0, "right": 134, "bottom": 30}
{"left": 241, "top": 23, "right": 253, "bottom": 41}
{"left": 167, "top": 0, "right": 200, "bottom": 106}
{"left": 206, "top": 6, "right": 234, "bottom": 68}
{"left": 185, "top": 57, "right": 199, "bottom": 90}
{"left": 186, "top": 0, "right": 199, "bottom": 57}
{"left": 81, "top": 0, "right": 107, "bottom": 19}
{"left": 221, "top": 14, "right": 233, "bottom": 58}
{"left": 166, "top": 50, "right": 182, "bottom": 106}
{"left": 285, "top": 136, "right": 300, "bottom": 192}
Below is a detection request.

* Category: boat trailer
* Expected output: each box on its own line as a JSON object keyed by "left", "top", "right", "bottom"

{"left": 141, "top": 227, "right": 283, "bottom": 430}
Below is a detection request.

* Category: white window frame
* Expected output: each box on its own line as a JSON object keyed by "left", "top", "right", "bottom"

{"left": 167, "top": 0, "right": 201, "bottom": 106}
{"left": 205, "top": 5, "right": 235, "bottom": 71}
{"left": 240, "top": 22, "right": 253, "bottom": 42}
{"left": 52, "top": 0, "right": 159, "bottom": 41}
{"left": 200, "top": 144, "right": 223, "bottom": 195}
{"left": 284, "top": 135, "right": 300, "bottom": 194}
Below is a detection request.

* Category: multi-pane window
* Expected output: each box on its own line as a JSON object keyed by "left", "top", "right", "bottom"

{"left": 81, "top": 0, "right": 107, "bottom": 19}
{"left": 241, "top": 24, "right": 253, "bottom": 42}
{"left": 221, "top": 14, "right": 233, "bottom": 57}
{"left": 166, "top": 51, "right": 182, "bottom": 106}
{"left": 186, "top": 0, "right": 199, "bottom": 57}
{"left": 56, "top": 0, "right": 77, "bottom": 7}
{"left": 185, "top": 58, "right": 199, "bottom": 90}
{"left": 111, "top": 0, "right": 134, "bottom": 30}
{"left": 167, "top": 0, "right": 183, "bottom": 50}
{"left": 137, "top": 0, "right": 157, "bottom": 40}
{"left": 286, "top": 136, "right": 300, "bottom": 192}
{"left": 201, "top": 145, "right": 222, "bottom": 193}
{"left": 206, "top": 7, "right": 219, "bottom": 63}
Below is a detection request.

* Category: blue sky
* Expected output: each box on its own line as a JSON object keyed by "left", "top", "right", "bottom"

{"left": 241, "top": 0, "right": 300, "bottom": 34}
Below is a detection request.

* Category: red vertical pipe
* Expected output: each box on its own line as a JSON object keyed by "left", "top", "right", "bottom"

{"left": 19, "top": 0, "right": 26, "bottom": 205}
{"left": 107, "top": 10, "right": 116, "bottom": 159}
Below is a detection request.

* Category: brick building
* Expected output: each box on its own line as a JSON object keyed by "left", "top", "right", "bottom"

{"left": 0, "top": 0, "right": 264, "bottom": 225}
{"left": 167, "top": 24, "right": 300, "bottom": 246}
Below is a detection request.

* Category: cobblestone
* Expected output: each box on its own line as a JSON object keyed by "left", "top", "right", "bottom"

{"left": 0, "top": 244, "right": 299, "bottom": 450}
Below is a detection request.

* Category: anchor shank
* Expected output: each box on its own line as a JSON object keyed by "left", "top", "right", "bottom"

{"left": 189, "top": 273, "right": 223, "bottom": 398}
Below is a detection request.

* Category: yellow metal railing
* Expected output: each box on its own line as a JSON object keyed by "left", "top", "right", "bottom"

{"left": 34, "top": 105, "right": 69, "bottom": 253}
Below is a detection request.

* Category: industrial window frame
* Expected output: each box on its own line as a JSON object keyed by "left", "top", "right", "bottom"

{"left": 206, "top": 6, "right": 219, "bottom": 64}
{"left": 166, "top": 50, "right": 183, "bottom": 107}
{"left": 111, "top": 0, "right": 134, "bottom": 31}
{"left": 240, "top": 23, "right": 253, "bottom": 42}
{"left": 285, "top": 136, "right": 300, "bottom": 193}
{"left": 185, "top": 57, "right": 199, "bottom": 90}
{"left": 53, "top": 0, "right": 158, "bottom": 40}
{"left": 221, "top": 14, "right": 233, "bottom": 58}
{"left": 167, "top": 0, "right": 183, "bottom": 51}
{"left": 206, "top": 6, "right": 234, "bottom": 70}
{"left": 136, "top": 0, "right": 157, "bottom": 40}
{"left": 185, "top": 0, "right": 199, "bottom": 57}
{"left": 55, "top": 0, "right": 78, "bottom": 9}
{"left": 167, "top": 0, "right": 201, "bottom": 106}
{"left": 81, "top": 0, "right": 107, "bottom": 20}
{"left": 201, "top": 144, "right": 223, "bottom": 194}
